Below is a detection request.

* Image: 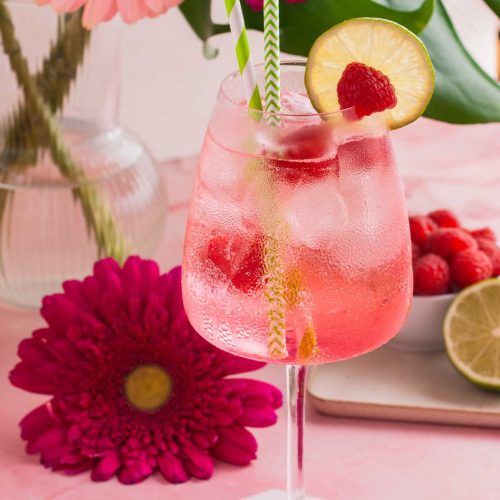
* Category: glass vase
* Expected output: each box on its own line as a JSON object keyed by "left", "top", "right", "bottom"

{"left": 0, "top": 1, "right": 167, "bottom": 308}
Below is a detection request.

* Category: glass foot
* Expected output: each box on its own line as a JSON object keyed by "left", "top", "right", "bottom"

{"left": 245, "top": 490, "right": 322, "bottom": 499}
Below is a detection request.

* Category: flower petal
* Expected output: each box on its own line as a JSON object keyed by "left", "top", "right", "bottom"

{"left": 157, "top": 452, "right": 189, "bottom": 484}
{"left": 10, "top": 363, "right": 58, "bottom": 394}
{"left": 226, "top": 378, "right": 283, "bottom": 409}
{"left": 161, "top": 0, "right": 183, "bottom": 7}
{"left": 238, "top": 406, "right": 278, "bottom": 428}
{"left": 91, "top": 451, "right": 121, "bottom": 481}
{"left": 117, "top": 0, "right": 149, "bottom": 24}
{"left": 123, "top": 256, "right": 160, "bottom": 292}
{"left": 54, "top": 459, "right": 93, "bottom": 475}
{"left": 59, "top": 449, "right": 87, "bottom": 465}
{"left": 183, "top": 448, "right": 214, "bottom": 480}
{"left": 42, "top": 294, "right": 102, "bottom": 334}
{"left": 212, "top": 441, "right": 257, "bottom": 467}
{"left": 144, "top": 0, "right": 166, "bottom": 14}
{"left": 218, "top": 355, "right": 266, "bottom": 376}
{"left": 244, "top": 0, "right": 263, "bottom": 11}
{"left": 63, "top": 279, "right": 90, "bottom": 310}
{"left": 41, "top": 444, "right": 73, "bottom": 465}
{"left": 118, "top": 457, "right": 153, "bottom": 484}
{"left": 27, "top": 426, "right": 66, "bottom": 455}
{"left": 159, "top": 266, "right": 183, "bottom": 318}
{"left": 19, "top": 404, "right": 55, "bottom": 442}
{"left": 218, "top": 425, "right": 258, "bottom": 453}
{"left": 17, "top": 338, "right": 52, "bottom": 364}
{"left": 93, "top": 258, "right": 122, "bottom": 292}
{"left": 212, "top": 439, "right": 256, "bottom": 466}
{"left": 212, "top": 426, "right": 258, "bottom": 466}
{"left": 191, "top": 431, "right": 217, "bottom": 450}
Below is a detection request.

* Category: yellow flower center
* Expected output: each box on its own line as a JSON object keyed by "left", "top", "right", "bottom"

{"left": 124, "top": 364, "right": 172, "bottom": 412}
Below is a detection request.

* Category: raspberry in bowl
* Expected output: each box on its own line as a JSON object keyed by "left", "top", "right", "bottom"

{"left": 389, "top": 210, "right": 499, "bottom": 352}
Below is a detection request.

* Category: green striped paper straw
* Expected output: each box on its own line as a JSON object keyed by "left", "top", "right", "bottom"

{"left": 224, "top": 0, "right": 287, "bottom": 358}
{"left": 264, "top": 223, "right": 288, "bottom": 358}
{"left": 262, "top": 0, "right": 287, "bottom": 357}
{"left": 224, "top": 0, "right": 262, "bottom": 111}
{"left": 263, "top": 0, "right": 281, "bottom": 125}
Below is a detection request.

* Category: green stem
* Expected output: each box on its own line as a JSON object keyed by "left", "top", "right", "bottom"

{"left": 0, "top": 1, "right": 128, "bottom": 263}
{"left": 1, "top": 10, "right": 90, "bottom": 167}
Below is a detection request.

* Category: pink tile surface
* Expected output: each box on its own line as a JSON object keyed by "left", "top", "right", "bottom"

{"left": 1, "top": 118, "right": 500, "bottom": 499}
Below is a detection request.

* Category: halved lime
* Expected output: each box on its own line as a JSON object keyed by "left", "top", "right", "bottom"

{"left": 444, "top": 278, "right": 500, "bottom": 390}
{"left": 305, "top": 18, "right": 435, "bottom": 129}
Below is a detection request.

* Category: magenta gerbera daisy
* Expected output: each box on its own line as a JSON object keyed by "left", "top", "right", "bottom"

{"left": 10, "top": 258, "right": 282, "bottom": 484}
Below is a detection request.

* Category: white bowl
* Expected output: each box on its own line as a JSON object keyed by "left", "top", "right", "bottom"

{"left": 388, "top": 293, "right": 456, "bottom": 352}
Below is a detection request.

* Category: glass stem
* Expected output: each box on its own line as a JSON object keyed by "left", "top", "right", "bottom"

{"left": 286, "top": 364, "right": 306, "bottom": 500}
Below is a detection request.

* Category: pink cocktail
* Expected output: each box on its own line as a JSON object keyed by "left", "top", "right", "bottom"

{"left": 182, "top": 62, "right": 412, "bottom": 497}
{"left": 183, "top": 64, "right": 411, "bottom": 365}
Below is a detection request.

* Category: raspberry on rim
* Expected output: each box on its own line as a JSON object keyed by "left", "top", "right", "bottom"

{"left": 337, "top": 62, "right": 397, "bottom": 119}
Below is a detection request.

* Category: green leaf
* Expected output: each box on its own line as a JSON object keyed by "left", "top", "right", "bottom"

{"left": 178, "top": 0, "right": 433, "bottom": 49}
{"left": 419, "top": 0, "right": 500, "bottom": 123}
{"left": 179, "top": 0, "right": 229, "bottom": 46}
{"left": 241, "top": 0, "right": 434, "bottom": 56}
{"left": 179, "top": 0, "right": 230, "bottom": 58}
{"left": 482, "top": 0, "right": 500, "bottom": 16}
{"left": 179, "top": 0, "right": 500, "bottom": 124}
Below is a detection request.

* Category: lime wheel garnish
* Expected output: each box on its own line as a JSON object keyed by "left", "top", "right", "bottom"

{"left": 305, "top": 18, "right": 435, "bottom": 129}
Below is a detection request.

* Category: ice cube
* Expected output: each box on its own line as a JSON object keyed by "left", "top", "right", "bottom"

{"left": 196, "top": 186, "right": 242, "bottom": 228}
{"left": 256, "top": 126, "right": 284, "bottom": 157}
{"left": 280, "top": 90, "right": 317, "bottom": 115}
{"left": 284, "top": 178, "right": 347, "bottom": 247}
{"left": 336, "top": 160, "right": 404, "bottom": 268}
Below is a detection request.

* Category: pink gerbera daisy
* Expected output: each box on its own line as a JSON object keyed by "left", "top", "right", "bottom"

{"left": 10, "top": 258, "right": 282, "bottom": 484}
{"left": 36, "top": 0, "right": 183, "bottom": 29}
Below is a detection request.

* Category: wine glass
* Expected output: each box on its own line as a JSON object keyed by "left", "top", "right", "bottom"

{"left": 182, "top": 62, "right": 412, "bottom": 499}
